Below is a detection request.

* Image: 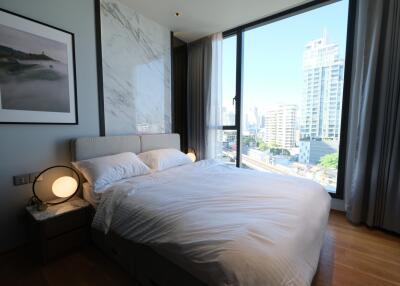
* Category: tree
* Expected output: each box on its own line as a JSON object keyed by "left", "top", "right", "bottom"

{"left": 319, "top": 153, "right": 339, "bottom": 169}
{"left": 258, "top": 142, "right": 268, "bottom": 151}
{"left": 242, "top": 136, "right": 256, "bottom": 146}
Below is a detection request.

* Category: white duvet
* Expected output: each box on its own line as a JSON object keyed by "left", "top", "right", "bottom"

{"left": 93, "top": 160, "right": 331, "bottom": 286}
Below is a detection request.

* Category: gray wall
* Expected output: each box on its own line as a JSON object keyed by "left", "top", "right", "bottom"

{"left": 0, "top": 0, "right": 99, "bottom": 252}
{"left": 331, "top": 198, "right": 345, "bottom": 211}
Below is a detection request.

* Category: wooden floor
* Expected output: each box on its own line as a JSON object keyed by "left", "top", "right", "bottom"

{"left": 0, "top": 244, "right": 133, "bottom": 286}
{"left": 312, "top": 211, "right": 400, "bottom": 286}
{"left": 1, "top": 211, "right": 399, "bottom": 286}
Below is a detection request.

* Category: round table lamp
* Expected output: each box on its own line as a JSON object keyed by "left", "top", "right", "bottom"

{"left": 187, "top": 152, "right": 196, "bottom": 162}
{"left": 31, "top": 165, "right": 80, "bottom": 211}
{"left": 52, "top": 176, "right": 78, "bottom": 197}
{"left": 187, "top": 149, "right": 197, "bottom": 162}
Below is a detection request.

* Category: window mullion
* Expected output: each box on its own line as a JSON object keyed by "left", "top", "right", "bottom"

{"left": 235, "top": 30, "right": 243, "bottom": 167}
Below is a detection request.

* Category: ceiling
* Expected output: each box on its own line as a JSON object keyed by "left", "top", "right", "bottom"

{"left": 120, "top": 0, "right": 312, "bottom": 42}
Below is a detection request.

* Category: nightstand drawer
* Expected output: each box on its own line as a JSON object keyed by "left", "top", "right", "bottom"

{"left": 44, "top": 226, "right": 89, "bottom": 260}
{"left": 43, "top": 207, "right": 91, "bottom": 239}
{"left": 26, "top": 198, "right": 93, "bottom": 263}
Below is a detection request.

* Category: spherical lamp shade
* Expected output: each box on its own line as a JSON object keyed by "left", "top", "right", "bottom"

{"left": 52, "top": 176, "right": 78, "bottom": 198}
{"left": 31, "top": 165, "right": 80, "bottom": 210}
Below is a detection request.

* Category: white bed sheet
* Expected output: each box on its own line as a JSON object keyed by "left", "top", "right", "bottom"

{"left": 82, "top": 182, "right": 102, "bottom": 208}
{"left": 93, "top": 159, "right": 331, "bottom": 286}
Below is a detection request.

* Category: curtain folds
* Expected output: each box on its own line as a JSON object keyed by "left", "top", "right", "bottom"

{"left": 187, "top": 36, "right": 212, "bottom": 160}
{"left": 345, "top": 0, "right": 400, "bottom": 233}
{"left": 206, "top": 33, "right": 223, "bottom": 159}
{"left": 187, "top": 33, "right": 223, "bottom": 160}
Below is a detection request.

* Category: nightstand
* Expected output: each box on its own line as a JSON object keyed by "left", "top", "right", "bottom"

{"left": 26, "top": 198, "right": 93, "bottom": 263}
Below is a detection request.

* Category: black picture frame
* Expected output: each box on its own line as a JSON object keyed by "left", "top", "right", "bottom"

{"left": 94, "top": 0, "right": 105, "bottom": 135}
{"left": 0, "top": 7, "right": 78, "bottom": 125}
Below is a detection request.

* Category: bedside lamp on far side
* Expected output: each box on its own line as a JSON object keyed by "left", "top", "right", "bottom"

{"left": 187, "top": 149, "right": 197, "bottom": 162}
{"left": 31, "top": 165, "right": 80, "bottom": 211}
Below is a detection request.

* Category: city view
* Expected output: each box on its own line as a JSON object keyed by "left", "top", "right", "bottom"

{"left": 220, "top": 1, "right": 349, "bottom": 193}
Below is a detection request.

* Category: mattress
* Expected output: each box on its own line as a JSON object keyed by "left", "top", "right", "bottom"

{"left": 93, "top": 159, "right": 331, "bottom": 286}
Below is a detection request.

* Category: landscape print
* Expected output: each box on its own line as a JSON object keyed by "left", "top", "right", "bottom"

{"left": 0, "top": 23, "right": 70, "bottom": 113}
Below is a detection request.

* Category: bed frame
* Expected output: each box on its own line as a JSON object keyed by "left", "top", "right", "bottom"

{"left": 71, "top": 134, "right": 206, "bottom": 286}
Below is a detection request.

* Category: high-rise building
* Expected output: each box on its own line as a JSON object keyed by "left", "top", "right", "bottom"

{"left": 300, "top": 32, "right": 345, "bottom": 140}
{"left": 299, "top": 139, "right": 338, "bottom": 164}
{"left": 263, "top": 104, "right": 297, "bottom": 149}
{"left": 244, "top": 106, "right": 260, "bottom": 133}
{"left": 260, "top": 115, "right": 267, "bottom": 129}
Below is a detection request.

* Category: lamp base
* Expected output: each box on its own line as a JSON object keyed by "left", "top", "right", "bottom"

{"left": 36, "top": 202, "right": 48, "bottom": 211}
{"left": 28, "top": 196, "right": 48, "bottom": 212}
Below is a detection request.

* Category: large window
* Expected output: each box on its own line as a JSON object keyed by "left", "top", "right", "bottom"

{"left": 221, "top": 34, "right": 239, "bottom": 165}
{"left": 221, "top": 0, "right": 353, "bottom": 198}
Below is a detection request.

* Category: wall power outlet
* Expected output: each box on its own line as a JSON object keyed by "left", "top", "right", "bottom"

{"left": 13, "top": 174, "right": 30, "bottom": 186}
{"left": 13, "top": 172, "right": 44, "bottom": 186}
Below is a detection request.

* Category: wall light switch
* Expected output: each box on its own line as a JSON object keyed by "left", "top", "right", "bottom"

{"left": 13, "top": 174, "right": 30, "bottom": 186}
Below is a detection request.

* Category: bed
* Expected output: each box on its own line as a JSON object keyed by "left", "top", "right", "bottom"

{"left": 71, "top": 133, "right": 331, "bottom": 286}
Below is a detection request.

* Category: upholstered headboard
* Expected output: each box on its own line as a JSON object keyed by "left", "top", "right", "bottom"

{"left": 71, "top": 133, "right": 181, "bottom": 161}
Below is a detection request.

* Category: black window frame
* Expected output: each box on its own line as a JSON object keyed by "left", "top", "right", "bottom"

{"left": 221, "top": 0, "right": 357, "bottom": 200}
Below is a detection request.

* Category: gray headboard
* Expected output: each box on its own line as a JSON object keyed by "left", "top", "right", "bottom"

{"left": 72, "top": 133, "right": 181, "bottom": 161}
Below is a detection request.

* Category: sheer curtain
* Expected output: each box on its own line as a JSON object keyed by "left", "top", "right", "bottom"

{"left": 206, "top": 33, "right": 223, "bottom": 159}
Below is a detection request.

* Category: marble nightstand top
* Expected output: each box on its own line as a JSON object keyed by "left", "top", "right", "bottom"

{"left": 26, "top": 198, "right": 90, "bottom": 221}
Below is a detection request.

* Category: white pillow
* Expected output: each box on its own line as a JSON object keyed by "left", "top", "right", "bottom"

{"left": 72, "top": 152, "right": 150, "bottom": 190}
{"left": 138, "top": 148, "right": 192, "bottom": 171}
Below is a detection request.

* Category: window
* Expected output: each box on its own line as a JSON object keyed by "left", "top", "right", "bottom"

{"left": 221, "top": 0, "right": 354, "bottom": 198}
{"left": 221, "top": 33, "right": 241, "bottom": 165}
{"left": 219, "top": 130, "right": 238, "bottom": 165}
{"left": 222, "top": 35, "right": 237, "bottom": 127}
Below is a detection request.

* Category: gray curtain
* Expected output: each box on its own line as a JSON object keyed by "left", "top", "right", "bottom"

{"left": 187, "top": 37, "right": 212, "bottom": 160}
{"left": 345, "top": 0, "right": 400, "bottom": 233}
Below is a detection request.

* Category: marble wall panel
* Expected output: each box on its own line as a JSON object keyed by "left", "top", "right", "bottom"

{"left": 100, "top": 0, "right": 171, "bottom": 135}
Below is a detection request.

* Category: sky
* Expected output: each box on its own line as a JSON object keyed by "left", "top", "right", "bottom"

{"left": 0, "top": 23, "right": 67, "bottom": 63}
{"left": 222, "top": 0, "right": 349, "bottom": 116}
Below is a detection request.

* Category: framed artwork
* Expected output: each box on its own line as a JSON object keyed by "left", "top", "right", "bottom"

{"left": 0, "top": 8, "right": 77, "bottom": 124}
